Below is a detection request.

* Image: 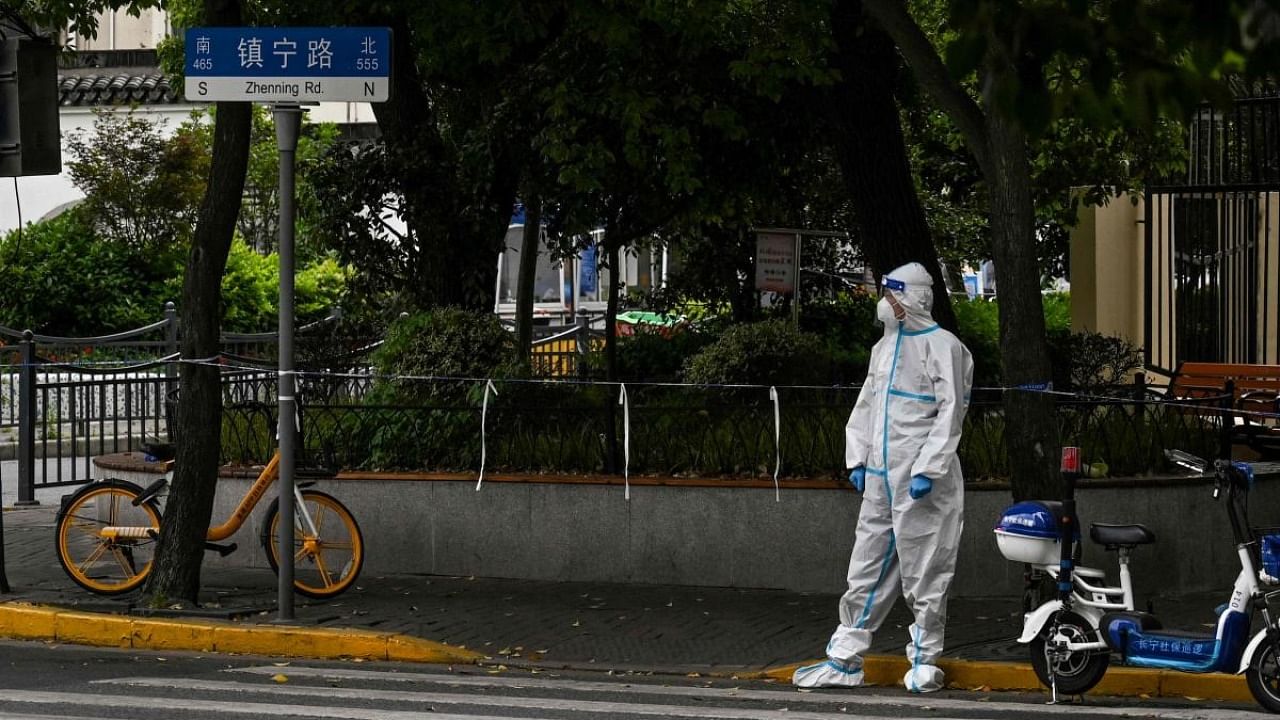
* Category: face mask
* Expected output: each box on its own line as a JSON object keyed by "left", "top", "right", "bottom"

{"left": 876, "top": 297, "right": 899, "bottom": 326}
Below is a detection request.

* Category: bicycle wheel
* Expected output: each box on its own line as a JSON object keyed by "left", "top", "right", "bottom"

{"left": 261, "top": 489, "right": 364, "bottom": 599}
{"left": 55, "top": 480, "right": 161, "bottom": 595}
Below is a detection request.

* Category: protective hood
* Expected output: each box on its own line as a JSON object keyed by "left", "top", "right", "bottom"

{"left": 882, "top": 262, "right": 935, "bottom": 332}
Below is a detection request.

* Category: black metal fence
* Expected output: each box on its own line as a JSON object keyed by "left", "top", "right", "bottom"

{"left": 210, "top": 375, "right": 1223, "bottom": 483}
{"left": 0, "top": 305, "right": 358, "bottom": 500}
{"left": 1145, "top": 91, "right": 1280, "bottom": 374}
{"left": 1, "top": 304, "right": 1236, "bottom": 491}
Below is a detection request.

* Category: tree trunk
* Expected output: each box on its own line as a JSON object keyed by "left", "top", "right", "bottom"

{"left": 986, "top": 112, "right": 1061, "bottom": 499}
{"left": 604, "top": 238, "right": 622, "bottom": 472}
{"left": 828, "top": 0, "right": 956, "bottom": 332}
{"left": 144, "top": 0, "right": 252, "bottom": 605}
{"left": 515, "top": 199, "right": 542, "bottom": 366}
{"left": 858, "top": 0, "right": 1061, "bottom": 499}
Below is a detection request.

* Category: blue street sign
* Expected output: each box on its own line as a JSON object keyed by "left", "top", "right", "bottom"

{"left": 184, "top": 27, "right": 391, "bottom": 103}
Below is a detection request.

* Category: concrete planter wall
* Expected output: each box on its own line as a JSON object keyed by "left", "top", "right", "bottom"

{"left": 190, "top": 470, "right": 1280, "bottom": 600}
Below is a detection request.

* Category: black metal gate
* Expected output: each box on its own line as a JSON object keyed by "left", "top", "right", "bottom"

{"left": 1145, "top": 96, "right": 1280, "bottom": 374}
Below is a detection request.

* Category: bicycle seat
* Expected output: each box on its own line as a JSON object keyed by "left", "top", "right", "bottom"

{"left": 1090, "top": 522, "right": 1156, "bottom": 548}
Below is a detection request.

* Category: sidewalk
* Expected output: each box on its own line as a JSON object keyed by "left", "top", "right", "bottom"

{"left": 0, "top": 503, "right": 1249, "bottom": 701}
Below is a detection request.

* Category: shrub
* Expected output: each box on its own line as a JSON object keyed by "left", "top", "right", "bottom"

{"left": 952, "top": 298, "right": 1003, "bottom": 388}
{"left": 215, "top": 240, "right": 347, "bottom": 332}
{"left": 683, "top": 319, "right": 830, "bottom": 386}
{"left": 0, "top": 209, "right": 183, "bottom": 334}
{"left": 589, "top": 326, "right": 717, "bottom": 383}
{"left": 798, "top": 292, "right": 879, "bottom": 384}
{"left": 364, "top": 309, "right": 517, "bottom": 470}
{"left": 372, "top": 308, "right": 516, "bottom": 386}
{"left": 1048, "top": 329, "right": 1143, "bottom": 396}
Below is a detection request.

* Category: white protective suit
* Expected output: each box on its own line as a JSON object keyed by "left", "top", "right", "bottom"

{"left": 793, "top": 262, "right": 974, "bottom": 693}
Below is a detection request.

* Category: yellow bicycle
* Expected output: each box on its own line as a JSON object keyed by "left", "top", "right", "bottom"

{"left": 54, "top": 451, "right": 363, "bottom": 599}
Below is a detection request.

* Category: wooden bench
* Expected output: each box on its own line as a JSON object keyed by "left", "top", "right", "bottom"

{"left": 1167, "top": 362, "right": 1280, "bottom": 458}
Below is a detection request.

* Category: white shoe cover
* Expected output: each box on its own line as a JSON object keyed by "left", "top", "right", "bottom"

{"left": 902, "top": 664, "right": 945, "bottom": 693}
{"left": 792, "top": 659, "right": 865, "bottom": 688}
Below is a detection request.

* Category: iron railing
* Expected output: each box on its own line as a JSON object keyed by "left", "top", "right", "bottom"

{"left": 1146, "top": 89, "right": 1280, "bottom": 373}
{"left": 211, "top": 377, "right": 1223, "bottom": 482}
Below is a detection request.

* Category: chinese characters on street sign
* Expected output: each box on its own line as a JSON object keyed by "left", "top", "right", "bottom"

{"left": 184, "top": 27, "right": 391, "bottom": 103}
{"left": 754, "top": 232, "right": 797, "bottom": 294}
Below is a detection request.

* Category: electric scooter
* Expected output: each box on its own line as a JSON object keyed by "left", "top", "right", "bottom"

{"left": 994, "top": 445, "right": 1280, "bottom": 711}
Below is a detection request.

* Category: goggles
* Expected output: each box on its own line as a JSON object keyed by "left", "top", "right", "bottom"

{"left": 878, "top": 276, "right": 906, "bottom": 297}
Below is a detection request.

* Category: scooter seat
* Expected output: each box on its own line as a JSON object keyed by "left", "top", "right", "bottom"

{"left": 1090, "top": 522, "right": 1156, "bottom": 547}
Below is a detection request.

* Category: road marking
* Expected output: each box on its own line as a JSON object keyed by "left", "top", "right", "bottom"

{"left": 0, "top": 690, "right": 512, "bottom": 720}
{"left": 97, "top": 676, "right": 1269, "bottom": 720}
{"left": 0, "top": 712, "right": 115, "bottom": 720}
{"left": 227, "top": 665, "right": 1271, "bottom": 720}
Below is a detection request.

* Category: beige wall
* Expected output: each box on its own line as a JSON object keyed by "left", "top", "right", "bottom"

{"left": 1074, "top": 191, "right": 1280, "bottom": 374}
{"left": 76, "top": 8, "right": 167, "bottom": 50}
{"left": 1070, "top": 192, "right": 1145, "bottom": 348}
{"left": 1263, "top": 194, "right": 1280, "bottom": 365}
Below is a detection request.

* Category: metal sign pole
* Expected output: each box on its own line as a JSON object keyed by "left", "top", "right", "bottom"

{"left": 274, "top": 103, "right": 302, "bottom": 621}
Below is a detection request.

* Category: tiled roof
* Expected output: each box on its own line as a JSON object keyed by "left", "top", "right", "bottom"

{"left": 57, "top": 73, "right": 186, "bottom": 106}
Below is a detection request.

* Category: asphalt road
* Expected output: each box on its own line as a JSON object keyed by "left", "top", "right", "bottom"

{"left": 0, "top": 640, "right": 1269, "bottom": 720}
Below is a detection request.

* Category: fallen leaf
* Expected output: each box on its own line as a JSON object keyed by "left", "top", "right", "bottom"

{"left": 272, "top": 662, "right": 291, "bottom": 667}
{"left": 272, "top": 674, "right": 288, "bottom": 683}
{"left": 686, "top": 672, "right": 701, "bottom": 678}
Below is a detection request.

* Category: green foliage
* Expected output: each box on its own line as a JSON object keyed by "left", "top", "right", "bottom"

{"left": 65, "top": 110, "right": 208, "bottom": 250}
{"left": 683, "top": 319, "right": 830, "bottom": 386}
{"left": 952, "top": 297, "right": 1003, "bottom": 388}
{"left": 218, "top": 240, "right": 277, "bottom": 332}
{"left": 589, "top": 327, "right": 718, "bottom": 383}
{"left": 371, "top": 309, "right": 517, "bottom": 398}
{"left": 798, "top": 292, "right": 880, "bottom": 384}
{"left": 364, "top": 309, "right": 518, "bottom": 470}
{"left": 1042, "top": 292, "right": 1070, "bottom": 333}
{"left": 0, "top": 209, "right": 181, "bottom": 334}
{"left": 1047, "top": 330, "right": 1143, "bottom": 396}
{"left": 214, "top": 240, "right": 346, "bottom": 332}
{"left": 0, "top": 218, "right": 343, "bottom": 336}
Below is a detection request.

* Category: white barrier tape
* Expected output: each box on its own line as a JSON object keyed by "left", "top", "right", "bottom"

{"left": 476, "top": 379, "right": 498, "bottom": 491}
{"left": 770, "top": 385, "right": 781, "bottom": 502}
{"left": 619, "top": 383, "right": 631, "bottom": 501}
{"left": 276, "top": 395, "right": 300, "bottom": 439}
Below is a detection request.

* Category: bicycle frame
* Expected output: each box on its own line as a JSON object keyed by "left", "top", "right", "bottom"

{"left": 101, "top": 451, "right": 320, "bottom": 542}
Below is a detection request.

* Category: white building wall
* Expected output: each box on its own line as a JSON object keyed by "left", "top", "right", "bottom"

{"left": 0, "top": 106, "right": 202, "bottom": 237}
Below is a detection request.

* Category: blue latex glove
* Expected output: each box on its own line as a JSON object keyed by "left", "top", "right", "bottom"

{"left": 908, "top": 474, "right": 933, "bottom": 500}
{"left": 849, "top": 466, "right": 866, "bottom": 493}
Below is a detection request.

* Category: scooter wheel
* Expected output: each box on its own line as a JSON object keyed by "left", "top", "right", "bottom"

{"left": 1030, "top": 610, "right": 1110, "bottom": 696}
{"left": 1246, "top": 639, "right": 1280, "bottom": 712}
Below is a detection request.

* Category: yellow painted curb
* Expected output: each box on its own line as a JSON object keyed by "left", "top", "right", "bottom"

{"left": 0, "top": 604, "right": 58, "bottom": 640}
{"left": 764, "top": 655, "right": 1251, "bottom": 702}
{"left": 0, "top": 602, "right": 481, "bottom": 665}
{"left": 387, "top": 633, "right": 484, "bottom": 664}
{"left": 53, "top": 610, "right": 132, "bottom": 649}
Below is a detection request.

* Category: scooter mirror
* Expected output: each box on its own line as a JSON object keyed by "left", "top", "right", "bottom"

{"left": 1165, "top": 448, "right": 1208, "bottom": 474}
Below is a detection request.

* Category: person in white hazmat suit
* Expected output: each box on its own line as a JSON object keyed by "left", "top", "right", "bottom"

{"left": 793, "top": 262, "right": 974, "bottom": 693}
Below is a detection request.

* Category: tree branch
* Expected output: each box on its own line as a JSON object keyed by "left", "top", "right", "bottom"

{"left": 860, "top": 0, "right": 991, "bottom": 173}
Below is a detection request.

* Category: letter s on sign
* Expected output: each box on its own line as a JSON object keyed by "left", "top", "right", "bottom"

{"left": 199, "top": 81, "right": 208, "bottom": 95}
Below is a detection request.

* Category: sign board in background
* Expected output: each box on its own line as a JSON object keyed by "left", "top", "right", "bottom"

{"left": 754, "top": 232, "right": 797, "bottom": 294}
{"left": 184, "top": 27, "right": 391, "bottom": 103}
